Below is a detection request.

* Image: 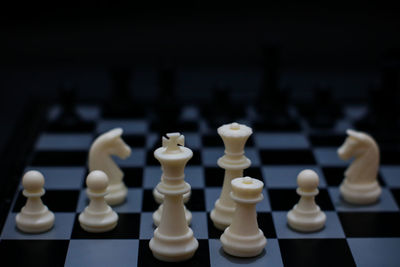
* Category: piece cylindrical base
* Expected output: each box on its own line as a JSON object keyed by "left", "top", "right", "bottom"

{"left": 287, "top": 207, "right": 326, "bottom": 232}
{"left": 16, "top": 208, "right": 55, "bottom": 233}
{"left": 105, "top": 182, "right": 128, "bottom": 206}
{"left": 79, "top": 207, "right": 118, "bottom": 233}
{"left": 220, "top": 228, "right": 266, "bottom": 257}
{"left": 149, "top": 228, "right": 198, "bottom": 262}
{"left": 340, "top": 179, "right": 381, "bottom": 205}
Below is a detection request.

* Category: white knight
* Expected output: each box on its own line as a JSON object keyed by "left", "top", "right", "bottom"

{"left": 338, "top": 129, "right": 381, "bottom": 204}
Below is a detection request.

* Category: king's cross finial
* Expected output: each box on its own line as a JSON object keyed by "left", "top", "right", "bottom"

{"left": 162, "top": 132, "right": 185, "bottom": 153}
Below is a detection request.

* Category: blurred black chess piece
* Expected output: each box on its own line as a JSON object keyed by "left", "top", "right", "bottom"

{"left": 355, "top": 59, "right": 400, "bottom": 135}
{"left": 151, "top": 65, "right": 182, "bottom": 133}
{"left": 254, "top": 45, "right": 300, "bottom": 131}
{"left": 103, "top": 67, "right": 144, "bottom": 118}
{"left": 301, "top": 85, "right": 343, "bottom": 129}
{"left": 48, "top": 82, "right": 94, "bottom": 132}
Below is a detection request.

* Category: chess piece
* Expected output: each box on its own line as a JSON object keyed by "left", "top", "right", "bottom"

{"left": 287, "top": 169, "right": 326, "bottom": 232}
{"left": 338, "top": 129, "right": 381, "bottom": 204}
{"left": 153, "top": 133, "right": 192, "bottom": 226}
{"left": 149, "top": 133, "right": 198, "bottom": 262}
{"left": 220, "top": 177, "right": 266, "bottom": 257}
{"left": 89, "top": 128, "right": 131, "bottom": 205}
{"left": 79, "top": 170, "right": 118, "bottom": 232}
{"left": 211, "top": 122, "right": 252, "bottom": 230}
{"left": 16, "top": 171, "right": 55, "bottom": 233}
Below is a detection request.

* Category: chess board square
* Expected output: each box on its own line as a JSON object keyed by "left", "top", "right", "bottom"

{"left": 278, "top": 239, "right": 355, "bottom": 267}
{"left": 339, "top": 212, "right": 400, "bottom": 237}
{"left": 347, "top": 238, "right": 400, "bottom": 267}
{"left": 150, "top": 120, "right": 199, "bottom": 133}
{"left": 48, "top": 105, "right": 100, "bottom": 122}
{"left": 262, "top": 166, "right": 326, "bottom": 188}
{"left": 268, "top": 189, "right": 334, "bottom": 211}
{"left": 204, "top": 167, "right": 225, "bottom": 187}
{"left": 254, "top": 133, "right": 309, "bottom": 149}
{"left": 272, "top": 211, "right": 345, "bottom": 239}
{"left": 313, "top": 147, "right": 348, "bottom": 166}
{"left": 71, "top": 213, "right": 140, "bottom": 239}
{"left": 137, "top": 239, "right": 210, "bottom": 267}
{"left": 202, "top": 148, "right": 223, "bottom": 167}
{"left": 123, "top": 167, "right": 143, "bottom": 187}
{"left": 260, "top": 149, "right": 316, "bottom": 165}
{"left": 308, "top": 133, "right": 346, "bottom": 147}
{"left": 186, "top": 189, "right": 206, "bottom": 211}
{"left": 1, "top": 212, "right": 75, "bottom": 240}
{"left": 76, "top": 188, "right": 143, "bottom": 213}
{"left": 65, "top": 239, "right": 139, "bottom": 267}
{"left": 35, "top": 133, "right": 93, "bottom": 151}
{"left": 328, "top": 187, "right": 398, "bottom": 212}
{"left": 142, "top": 189, "right": 159, "bottom": 212}
{"left": 391, "top": 189, "right": 400, "bottom": 207}
{"left": 181, "top": 105, "right": 200, "bottom": 120}
{"left": 31, "top": 151, "right": 88, "bottom": 166}
{"left": 184, "top": 132, "right": 202, "bottom": 149}
{"left": 97, "top": 119, "right": 148, "bottom": 134}
{"left": 208, "top": 238, "right": 283, "bottom": 267}
{"left": 245, "top": 167, "right": 264, "bottom": 182}
{"left": 114, "top": 148, "right": 146, "bottom": 167}
{"left": 146, "top": 149, "right": 202, "bottom": 165}
{"left": 139, "top": 212, "right": 208, "bottom": 239}
{"left": 204, "top": 188, "right": 271, "bottom": 212}
{"left": 381, "top": 166, "right": 400, "bottom": 187}
{"left": 123, "top": 134, "right": 146, "bottom": 147}
{"left": 143, "top": 166, "right": 204, "bottom": 189}
{"left": 206, "top": 212, "right": 276, "bottom": 239}
{"left": 381, "top": 148, "right": 400, "bottom": 165}
{"left": 23, "top": 167, "right": 85, "bottom": 190}
{"left": 322, "top": 166, "right": 385, "bottom": 186}
{"left": 13, "top": 190, "right": 79, "bottom": 212}
{"left": 0, "top": 240, "right": 70, "bottom": 267}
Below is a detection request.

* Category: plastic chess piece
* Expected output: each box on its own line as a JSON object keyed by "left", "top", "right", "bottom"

{"left": 220, "top": 177, "right": 267, "bottom": 257}
{"left": 287, "top": 169, "right": 326, "bottom": 232}
{"left": 79, "top": 170, "right": 118, "bottom": 233}
{"left": 210, "top": 122, "right": 252, "bottom": 230}
{"left": 149, "top": 133, "right": 198, "bottom": 262}
{"left": 89, "top": 128, "right": 131, "bottom": 205}
{"left": 152, "top": 133, "right": 192, "bottom": 226}
{"left": 338, "top": 129, "right": 381, "bottom": 204}
{"left": 15, "top": 170, "right": 55, "bottom": 233}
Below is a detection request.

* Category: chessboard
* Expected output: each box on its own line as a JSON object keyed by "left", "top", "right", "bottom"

{"left": 1, "top": 104, "right": 400, "bottom": 267}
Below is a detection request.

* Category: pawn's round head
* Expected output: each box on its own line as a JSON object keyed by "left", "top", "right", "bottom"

{"left": 22, "top": 170, "right": 45, "bottom": 192}
{"left": 86, "top": 170, "right": 109, "bottom": 192}
{"left": 297, "top": 169, "right": 319, "bottom": 191}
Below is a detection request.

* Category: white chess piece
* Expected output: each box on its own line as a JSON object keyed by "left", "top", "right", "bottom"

{"left": 287, "top": 169, "right": 326, "bottom": 232}
{"left": 211, "top": 122, "right": 252, "bottom": 230}
{"left": 153, "top": 133, "right": 192, "bottom": 226}
{"left": 338, "top": 129, "right": 381, "bottom": 204}
{"left": 15, "top": 170, "right": 55, "bottom": 233}
{"left": 89, "top": 128, "right": 131, "bottom": 205}
{"left": 79, "top": 170, "right": 118, "bottom": 233}
{"left": 149, "top": 133, "right": 198, "bottom": 262}
{"left": 220, "top": 177, "right": 266, "bottom": 257}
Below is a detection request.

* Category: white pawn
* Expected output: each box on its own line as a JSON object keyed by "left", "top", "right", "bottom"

{"left": 220, "top": 177, "right": 266, "bottom": 257}
{"left": 16, "top": 170, "right": 55, "bottom": 233}
{"left": 79, "top": 170, "right": 118, "bottom": 233}
{"left": 287, "top": 169, "right": 326, "bottom": 232}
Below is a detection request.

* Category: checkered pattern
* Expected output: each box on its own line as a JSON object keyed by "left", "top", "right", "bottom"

{"left": 1, "top": 105, "right": 400, "bottom": 267}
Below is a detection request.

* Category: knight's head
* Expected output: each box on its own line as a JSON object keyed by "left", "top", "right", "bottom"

{"left": 338, "top": 129, "right": 373, "bottom": 160}
{"left": 105, "top": 128, "right": 131, "bottom": 159}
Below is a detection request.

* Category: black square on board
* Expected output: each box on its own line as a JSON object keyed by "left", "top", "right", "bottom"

{"left": 71, "top": 213, "right": 140, "bottom": 239}
{"left": 204, "top": 167, "right": 224, "bottom": 187}
{"left": 279, "top": 239, "right": 355, "bottom": 267}
{"left": 338, "top": 212, "right": 400, "bottom": 237}
{"left": 123, "top": 134, "right": 146, "bottom": 147}
{"left": 31, "top": 151, "right": 88, "bottom": 166}
{"left": 138, "top": 239, "right": 210, "bottom": 267}
{"left": 260, "top": 149, "right": 316, "bottom": 165}
{"left": 123, "top": 167, "right": 143, "bottom": 187}
{"left": 323, "top": 167, "right": 385, "bottom": 186}
{"left": 0, "top": 240, "right": 69, "bottom": 267}
{"left": 142, "top": 189, "right": 159, "bottom": 212}
{"left": 268, "top": 189, "right": 334, "bottom": 211}
{"left": 245, "top": 167, "right": 263, "bottom": 182}
{"left": 308, "top": 134, "right": 346, "bottom": 147}
{"left": 185, "top": 189, "right": 206, "bottom": 211}
{"left": 391, "top": 189, "right": 400, "bottom": 208}
{"left": 13, "top": 190, "right": 80, "bottom": 212}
